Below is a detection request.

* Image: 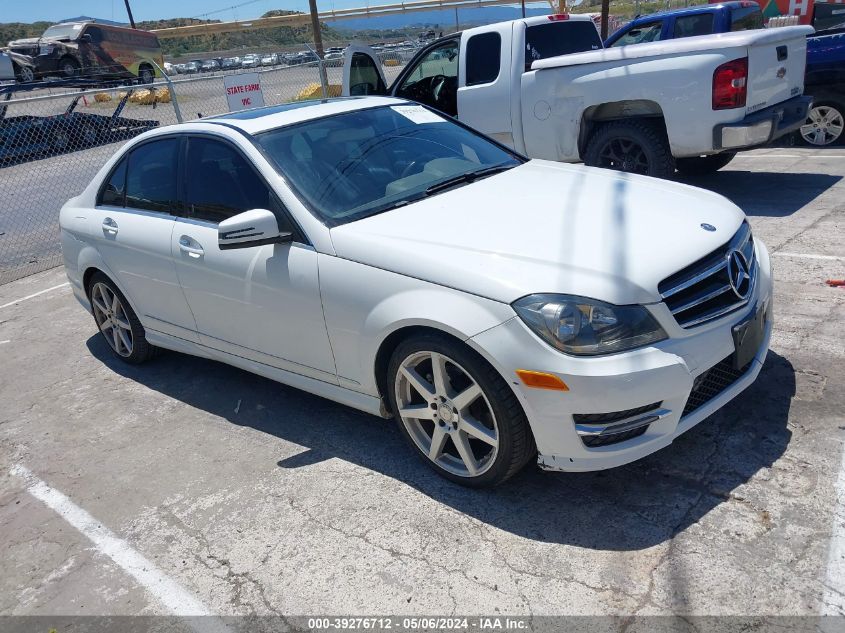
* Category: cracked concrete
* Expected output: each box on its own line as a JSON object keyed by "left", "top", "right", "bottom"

{"left": 0, "top": 146, "right": 844, "bottom": 620}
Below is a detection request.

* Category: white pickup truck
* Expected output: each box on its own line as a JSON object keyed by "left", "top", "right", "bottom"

{"left": 342, "top": 15, "right": 813, "bottom": 178}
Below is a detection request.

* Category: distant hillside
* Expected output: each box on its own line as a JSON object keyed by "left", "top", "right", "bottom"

{"left": 0, "top": 11, "right": 341, "bottom": 58}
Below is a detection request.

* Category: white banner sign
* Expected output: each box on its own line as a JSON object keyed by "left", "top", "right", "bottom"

{"left": 224, "top": 72, "right": 264, "bottom": 112}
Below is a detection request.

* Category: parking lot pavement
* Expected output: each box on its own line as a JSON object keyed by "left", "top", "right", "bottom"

{"left": 1, "top": 147, "right": 844, "bottom": 621}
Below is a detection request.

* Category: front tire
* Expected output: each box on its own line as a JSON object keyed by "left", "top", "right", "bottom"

{"left": 138, "top": 64, "right": 154, "bottom": 84}
{"left": 387, "top": 333, "right": 535, "bottom": 487}
{"left": 676, "top": 152, "right": 736, "bottom": 176}
{"left": 584, "top": 119, "right": 675, "bottom": 179}
{"left": 88, "top": 273, "right": 157, "bottom": 364}
{"left": 15, "top": 64, "right": 35, "bottom": 83}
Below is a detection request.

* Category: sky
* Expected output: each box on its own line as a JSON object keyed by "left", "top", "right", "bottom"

{"left": 2, "top": 0, "right": 552, "bottom": 24}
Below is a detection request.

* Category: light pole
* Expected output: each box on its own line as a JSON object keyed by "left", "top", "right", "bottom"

{"left": 308, "top": 0, "right": 328, "bottom": 92}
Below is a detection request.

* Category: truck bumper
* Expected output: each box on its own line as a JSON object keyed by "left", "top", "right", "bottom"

{"left": 714, "top": 95, "right": 812, "bottom": 150}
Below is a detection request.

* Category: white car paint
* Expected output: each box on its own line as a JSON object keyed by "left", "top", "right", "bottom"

{"left": 59, "top": 97, "right": 773, "bottom": 475}
{"left": 343, "top": 16, "right": 812, "bottom": 162}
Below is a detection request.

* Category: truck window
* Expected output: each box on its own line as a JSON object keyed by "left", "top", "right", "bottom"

{"left": 349, "top": 52, "right": 386, "bottom": 95}
{"left": 466, "top": 32, "right": 501, "bottom": 86}
{"left": 730, "top": 6, "right": 764, "bottom": 31}
{"left": 673, "top": 14, "right": 715, "bottom": 38}
{"left": 608, "top": 21, "right": 663, "bottom": 48}
{"left": 396, "top": 41, "right": 459, "bottom": 115}
{"left": 524, "top": 21, "right": 602, "bottom": 70}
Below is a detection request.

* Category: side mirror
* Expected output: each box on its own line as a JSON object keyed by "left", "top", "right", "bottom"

{"left": 81, "top": 34, "right": 92, "bottom": 43}
{"left": 218, "top": 208, "right": 292, "bottom": 250}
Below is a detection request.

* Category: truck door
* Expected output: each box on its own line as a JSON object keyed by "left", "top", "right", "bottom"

{"left": 342, "top": 45, "right": 388, "bottom": 96}
{"left": 456, "top": 23, "right": 514, "bottom": 148}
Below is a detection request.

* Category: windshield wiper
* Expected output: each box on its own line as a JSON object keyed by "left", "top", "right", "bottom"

{"left": 424, "top": 163, "right": 517, "bottom": 196}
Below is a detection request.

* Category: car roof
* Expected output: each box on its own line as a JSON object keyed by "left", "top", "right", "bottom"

{"left": 627, "top": 1, "right": 748, "bottom": 23}
{"left": 196, "top": 96, "right": 408, "bottom": 135}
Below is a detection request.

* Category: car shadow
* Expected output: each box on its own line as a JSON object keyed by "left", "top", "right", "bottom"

{"left": 678, "top": 170, "right": 842, "bottom": 217}
{"left": 86, "top": 336, "right": 794, "bottom": 551}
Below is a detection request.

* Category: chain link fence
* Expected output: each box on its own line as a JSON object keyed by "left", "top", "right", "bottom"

{"left": 0, "top": 59, "right": 406, "bottom": 285}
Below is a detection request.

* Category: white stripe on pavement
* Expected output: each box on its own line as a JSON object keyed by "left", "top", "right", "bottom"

{"left": 735, "top": 154, "right": 845, "bottom": 159}
{"left": 10, "top": 464, "right": 230, "bottom": 631}
{"left": 823, "top": 444, "right": 845, "bottom": 616}
{"left": 774, "top": 252, "right": 845, "bottom": 261}
{"left": 0, "top": 283, "right": 70, "bottom": 310}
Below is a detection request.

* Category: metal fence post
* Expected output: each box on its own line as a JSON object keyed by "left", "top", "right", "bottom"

{"left": 318, "top": 60, "right": 329, "bottom": 99}
{"left": 151, "top": 60, "right": 183, "bottom": 123}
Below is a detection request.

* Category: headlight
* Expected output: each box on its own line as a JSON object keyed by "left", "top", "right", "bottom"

{"left": 512, "top": 294, "right": 667, "bottom": 356}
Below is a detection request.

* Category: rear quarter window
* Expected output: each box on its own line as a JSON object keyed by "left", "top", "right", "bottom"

{"left": 525, "top": 21, "right": 602, "bottom": 71}
{"left": 730, "top": 6, "right": 764, "bottom": 31}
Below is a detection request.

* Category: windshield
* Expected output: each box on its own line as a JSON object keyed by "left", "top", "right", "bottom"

{"left": 42, "top": 23, "right": 84, "bottom": 40}
{"left": 256, "top": 104, "right": 522, "bottom": 226}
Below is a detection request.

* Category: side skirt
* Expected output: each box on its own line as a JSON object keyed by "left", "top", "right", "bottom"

{"left": 145, "top": 329, "right": 390, "bottom": 419}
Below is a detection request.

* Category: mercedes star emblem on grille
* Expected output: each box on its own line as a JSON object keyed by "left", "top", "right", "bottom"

{"left": 726, "top": 249, "right": 752, "bottom": 299}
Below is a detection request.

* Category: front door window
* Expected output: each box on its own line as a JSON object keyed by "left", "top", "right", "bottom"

{"left": 395, "top": 41, "right": 459, "bottom": 116}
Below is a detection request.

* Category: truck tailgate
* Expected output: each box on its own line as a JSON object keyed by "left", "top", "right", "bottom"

{"left": 746, "top": 26, "right": 811, "bottom": 115}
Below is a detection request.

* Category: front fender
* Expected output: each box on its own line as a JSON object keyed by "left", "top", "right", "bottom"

{"left": 318, "top": 254, "right": 514, "bottom": 396}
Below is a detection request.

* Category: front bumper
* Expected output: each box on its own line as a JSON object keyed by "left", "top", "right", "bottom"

{"left": 468, "top": 239, "right": 774, "bottom": 473}
{"left": 714, "top": 95, "right": 812, "bottom": 150}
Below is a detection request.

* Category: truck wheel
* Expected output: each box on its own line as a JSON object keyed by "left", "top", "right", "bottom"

{"left": 584, "top": 120, "right": 675, "bottom": 179}
{"left": 15, "top": 64, "right": 35, "bottom": 83}
{"left": 800, "top": 102, "right": 844, "bottom": 146}
{"left": 138, "top": 64, "right": 154, "bottom": 84}
{"left": 676, "top": 152, "right": 736, "bottom": 176}
{"left": 58, "top": 57, "right": 80, "bottom": 78}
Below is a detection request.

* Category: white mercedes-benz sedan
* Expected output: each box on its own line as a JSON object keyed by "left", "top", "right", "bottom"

{"left": 60, "top": 96, "right": 772, "bottom": 487}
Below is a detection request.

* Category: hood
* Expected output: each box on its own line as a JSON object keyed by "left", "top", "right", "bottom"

{"left": 329, "top": 161, "right": 746, "bottom": 306}
{"left": 8, "top": 37, "right": 40, "bottom": 48}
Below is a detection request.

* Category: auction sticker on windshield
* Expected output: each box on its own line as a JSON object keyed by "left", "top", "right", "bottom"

{"left": 392, "top": 105, "right": 445, "bottom": 124}
{"left": 224, "top": 72, "right": 265, "bottom": 112}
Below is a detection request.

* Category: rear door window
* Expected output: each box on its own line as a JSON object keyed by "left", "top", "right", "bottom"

{"left": 525, "top": 21, "right": 602, "bottom": 70}
{"left": 673, "top": 14, "right": 715, "bottom": 38}
{"left": 466, "top": 32, "right": 501, "bottom": 86}
{"left": 125, "top": 138, "right": 179, "bottom": 213}
{"left": 609, "top": 21, "right": 663, "bottom": 47}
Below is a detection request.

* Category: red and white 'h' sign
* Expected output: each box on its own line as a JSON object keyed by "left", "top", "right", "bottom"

{"left": 224, "top": 72, "right": 265, "bottom": 112}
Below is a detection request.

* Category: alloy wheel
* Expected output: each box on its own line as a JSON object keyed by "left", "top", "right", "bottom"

{"left": 800, "top": 105, "right": 844, "bottom": 146}
{"left": 91, "top": 282, "right": 133, "bottom": 357}
{"left": 597, "top": 137, "right": 650, "bottom": 175}
{"left": 394, "top": 351, "right": 499, "bottom": 478}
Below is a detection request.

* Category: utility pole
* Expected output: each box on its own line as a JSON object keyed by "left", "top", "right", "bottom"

{"left": 521, "top": 0, "right": 526, "bottom": 18}
{"left": 308, "top": 0, "right": 325, "bottom": 59}
{"left": 600, "top": 0, "right": 610, "bottom": 38}
{"left": 124, "top": 0, "right": 136, "bottom": 28}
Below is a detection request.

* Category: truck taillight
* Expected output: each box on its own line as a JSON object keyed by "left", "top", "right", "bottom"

{"left": 547, "top": 14, "right": 570, "bottom": 21}
{"left": 712, "top": 57, "right": 748, "bottom": 110}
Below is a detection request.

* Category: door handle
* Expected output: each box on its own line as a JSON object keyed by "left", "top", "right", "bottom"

{"left": 102, "top": 217, "right": 118, "bottom": 235}
{"left": 179, "top": 235, "right": 204, "bottom": 258}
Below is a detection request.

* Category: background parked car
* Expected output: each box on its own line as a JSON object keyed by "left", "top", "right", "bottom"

{"left": 241, "top": 54, "right": 260, "bottom": 68}
{"left": 324, "top": 52, "right": 344, "bottom": 67}
{"left": 6, "top": 20, "right": 163, "bottom": 83}
{"left": 200, "top": 59, "right": 220, "bottom": 73}
{"left": 182, "top": 61, "right": 200, "bottom": 74}
{"left": 260, "top": 53, "right": 279, "bottom": 66}
{"left": 221, "top": 56, "right": 241, "bottom": 70}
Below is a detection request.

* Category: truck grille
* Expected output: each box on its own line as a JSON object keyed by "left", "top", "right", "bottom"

{"left": 658, "top": 222, "right": 757, "bottom": 328}
{"left": 682, "top": 355, "right": 752, "bottom": 418}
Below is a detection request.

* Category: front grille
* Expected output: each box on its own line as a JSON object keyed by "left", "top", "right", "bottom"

{"left": 682, "top": 356, "right": 752, "bottom": 418}
{"left": 658, "top": 222, "right": 757, "bottom": 328}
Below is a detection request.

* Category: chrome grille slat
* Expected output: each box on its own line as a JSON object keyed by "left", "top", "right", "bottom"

{"left": 659, "top": 222, "right": 757, "bottom": 329}
{"left": 671, "top": 283, "right": 734, "bottom": 315}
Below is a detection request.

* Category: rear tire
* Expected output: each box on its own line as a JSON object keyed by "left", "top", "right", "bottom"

{"left": 584, "top": 119, "right": 675, "bottom": 179}
{"left": 87, "top": 272, "right": 157, "bottom": 364}
{"left": 386, "top": 332, "right": 535, "bottom": 487}
{"left": 676, "top": 152, "right": 736, "bottom": 176}
{"left": 58, "top": 56, "right": 80, "bottom": 78}
{"left": 799, "top": 101, "right": 844, "bottom": 146}
{"left": 138, "top": 64, "right": 154, "bottom": 84}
